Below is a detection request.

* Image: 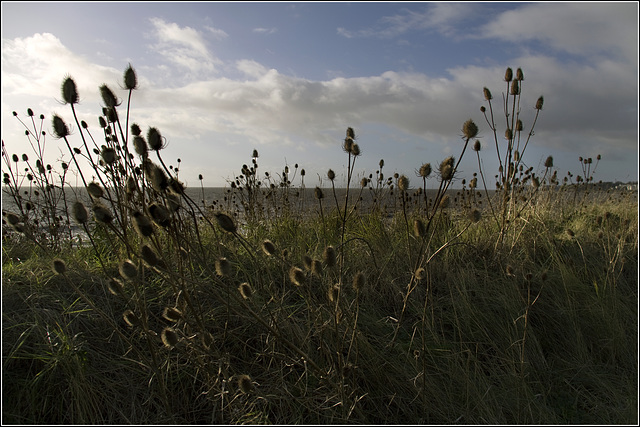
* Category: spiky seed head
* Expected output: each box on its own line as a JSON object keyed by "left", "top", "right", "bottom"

{"left": 327, "top": 169, "right": 336, "bottom": 181}
{"left": 469, "top": 208, "right": 482, "bottom": 223}
{"left": 252, "top": 149, "right": 259, "bottom": 158}
{"left": 147, "top": 127, "right": 163, "bottom": 151}
{"left": 360, "top": 177, "right": 368, "bottom": 188}
{"left": 311, "top": 259, "right": 323, "bottom": 277}
{"left": 516, "top": 119, "right": 523, "bottom": 132}
{"left": 289, "top": 266, "right": 305, "bottom": 286}
{"left": 398, "top": 175, "right": 409, "bottom": 192}
{"left": 123, "top": 63, "right": 138, "bottom": 90}
{"left": 52, "top": 115, "right": 69, "bottom": 138}
{"left": 544, "top": 156, "right": 554, "bottom": 168}
{"left": 483, "top": 87, "right": 493, "bottom": 101}
{"left": 108, "top": 278, "right": 125, "bottom": 296}
{"left": 161, "top": 327, "right": 179, "bottom": 349}
{"left": 505, "top": 67, "right": 513, "bottom": 82}
{"left": 413, "top": 218, "right": 425, "bottom": 238}
{"left": 141, "top": 244, "right": 159, "bottom": 267}
{"left": 350, "top": 143, "right": 361, "bottom": 157}
{"left": 302, "top": 255, "right": 313, "bottom": 271}
{"left": 133, "top": 136, "right": 148, "bottom": 157}
{"left": 414, "top": 267, "right": 426, "bottom": 281}
{"left": 480, "top": 106, "right": 486, "bottom": 113}
{"left": 61, "top": 76, "right": 79, "bottom": 105}
{"left": 119, "top": 259, "right": 138, "bottom": 280}
{"left": 52, "top": 258, "right": 67, "bottom": 275}
{"left": 262, "top": 239, "right": 276, "bottom": 256}
{"left": 101, "top": 147, "right": 116, "bottom": 165}
{"left": 440, "top": 164, "right": 453, "bottom": 181}
{"left": 123, "top": 310, "right": 140, "bottom": 327}
{"left": 98, "top": 116, "right": 107, "bottom": 128}
{"left": 516, "top": 68, "right": 524, "bottom": 81}
{"left": 93, "top": 203, "right": 113, "bottom": 224}
{"left": 314, "top": 186, "right": 324, "bottom": 200}
{"left": 5, "top": 212, "right": 20, "bottom": 226}
{"left": 532, "top": 177, "right": 540, "bottom": 188}
{"left": 214, "top": 212, "right": 237, "bottom": 233}
{"left": 505, "top": 128, "right": 513, "bottom": 141}
{"left": 132, "top": 211, "right": 154, "bottom": 238}
{"left": 473, "top": 140, "right": 481, "bottom": 152}
{"left": 419, "top": 163, "right": 432, "bottom": 178}
{"left": 238, "top": 375, "right": 253, "bottom": 393}
{"left": 131, "top": 123, "right": 142, "bottom": 136}
{"left": 352, "top": 271, "right": 366, "bottom": 292}
{"left": 238, "top": 282, "right": 252, "bottom": 300}
{"left": 343, "top": 138, "right": 353, "bottom": 154}
{"left": 346, "top": 127, "right": 355, "bottom": 139}
{"left": 99, "top": 84, "right": 119, "bottom": 107}
{"left": 535, "top": 96, "right": 544, "bottom": 110}
{"left": 439, "top": 195, "right": 450, "bottom": 209}
{"left": 105, "top": 107, "right": 118, "bottom": 123}
{"left": 215, "top": 257, "right": 231, "bottom": 277}
{"left": 163, "top": 307, "right": 183, "bottom": 322}
{"left": 323, "top": 246, "right": 337, "bottom": 268}
{"left": 149, "top": 203, "right": 171, "bottom": 227}
{"left": 87, "top": 182, "right": 104, "bottom": 199}
{"left": 147, "top": 162, "right": 169, "bottom": 192}
{"left": 328, "top": 284, "right": 340, "bottom": 303}
{"left": 462, "top": 119, "right": 478, "bottom": 139}
{"left": 506, "top": 265, "right": 515, "bottom": 277}
{"left": 70, "top": 201, "right": 88, "bottom": 224}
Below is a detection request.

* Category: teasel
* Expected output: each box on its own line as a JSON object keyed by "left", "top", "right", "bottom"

{"left": 108, "top": 277, "right": 125, "bottom": 296}
{"left": 515, "top": 119, "right": 523, "bottom": 132}
{"left": 238, "top": 282, "right": 252, "bottom": 300}
{"left": 413, "top": 218, "right": 425, "bottom": 238}
{"left": 99, "top": 84, "right": 120, "bottom": 108}
{"left": 52, "top": 258, "right": 67, "bottom": 275}
{"left": 237, "top": 374, "right": 254, "bottom": 394}
{"left": 141, "top": 244, "right": 159, "bottom": 267}
{"left": 133, "top": 135, "right": 148, "bottom": 158}
{"left": 327, "top": 284, "right": 340, "bottom": 303}
{"left": 131, "top": 123, "right": 142, "bottom": 136}
{"left": 483, "top": 87, "right": 493, "bottom": 101}
{"left": 505, "top": 128, "right": 513, "bottom": 141}
{"left": 414, "top": 267, "right": 426, "bottom": 281}
{"left": 314, "top": 186, "right": 324, "bottom": 200}
{"left": 535, "top": 96, "right": 544, "bottom": 110}
{"left": 119, "top": 259, "right": 138, "bottom": 281}
{"left": 51, "top": 114, "right": 69, "bottom": 138}
{"left": 215, "top": 257, "right": 231, "bottom": 277}
{"left": 92, "top": 203, "right": 113, "bottom": 224}
{"left": 123, "top": 63, "right": 138, "bottom": 90}
{"left": 302, "top": 255, "right": 313, "bottom": 271}
{"left": 149, "top": 203, "right": 171, "bottom": 227}
{"left": 161, "top": 327, "right": 179, "bottom": 349}
{"left": 87, "top": 182, "right": 104, "bottom": 199}
{"left": 311, "top": 259, "right": 323, "bottom": 277}
{"left": 4, "top": 212, "right": 20, "bottom": 226}
{"left": 123, "top": 310, "right": 140, "bottom": 327}
{"left": 544, "top": 156, "right": 554, "bottom": 168}
{"left": 101, "top": 147, "right": 116, "bottom": 165}
{"left": 398, "top": 175, "right": 409, "bottom": 192}
{"left": 327, "top": 169, "right": 336, "bottom": 181}
{"left": 469, "top": 208, "right": 482, "bottom": 223}
{"left": 352, "top": 271, "right": 366, "bottom": 292}
{"left": 147, "top": 127, "right": 164, "bottom": 151}
{"left": 289, "top": 266, "right": 305, "bottom": 286}
{"left": 162, "top": 307, "right": 183, "bottom": 322}
{"left": 72, "top": 201, "right": 88, "bottom": 224}
{"left": 322, "top": 246, "right": 337, "bottom": 268}
{"left": 343, "top": 137, "right": 354, "bottom": 154}
{"left": 439, "top": 195, "right": 450, "bottom": 209}
{"left": 462, "top": 119, "right": 478, "bottom": 139}
{"left": 262, "top": 239, "right": 276, "bottom": 256}
{"left": 252, "top": 148, "right": 259, "bottom": 158}
{"left": 473, "top": 140, "right": 481, "bottom": 152}
{"left": 505, "top": 67, "right": 513, "bottom": 82}
{"left": 147, "top": 161, "right": 169, "bottom": 191}
{"left": 61, "top": 76, "right": 79, "bottom": 105}
{"left": 214, "top": 212, "right": 237, "bottom": 233}
{"left": 418, "top": 163, "right": 432, "bottom": 178}
{"left": 360, "top": 177, "right": 368, "bottom": 188}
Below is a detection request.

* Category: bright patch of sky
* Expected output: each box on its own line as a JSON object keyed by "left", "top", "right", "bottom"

{"left": 2, "top": 2, "right": 638, "bottom": 188}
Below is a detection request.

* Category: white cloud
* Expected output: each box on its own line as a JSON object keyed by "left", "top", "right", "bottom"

{"left": 253, "top": 27, "right": 278, "bottom": 35}
{"left": 205, "top": 25, "right": 229, "bottom": 40}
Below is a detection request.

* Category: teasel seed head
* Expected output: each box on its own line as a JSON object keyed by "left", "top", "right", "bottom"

{"left": 123, "top": 310, "right": 140, "bottom": 327}
{"left": 414, "top": 267, "right": 426, "bottom": 281}
{"left": 72, "top": 201, "right": 88, "bottom": 224}
{"left": 439, "top": 195, "right": 450, "bottom": 209}
{"left": 99, "top": 84, "right": 120, "bottom": 107}
{"left": 238, "top": 375, "right": 254, "bottom": 393}
{"left": 52, "top": 114, "right": 69, "bottom": 138}
{"left": 535, "top": 96, "right": 544, "bottom": 110}
{"left": 314, "top": 186, "right": 324, "bottom": 200}
{"left": 327, "top": 169, "right": 336, "bottom": 181}
{"left": 214, "top": 212, "right": 237, "bottom": 233}
{"left": 323, "top": 246, "right": 337, "bottom": 268}
{"left": 311, "top": 259, "right": 323, "bottom": 277}
{"left": 86, "top": 182, "right": 104, "bottom": 199}
{"left": 162, "top": 307, "right": 183, "bottom": 322}
{"left": 131, "top": 123, "right": 142, "bottom": 136}
{"left": 413, "top": 218, "right": 425, "bottom": 238}
{"left": 149, "top": 203, "right": 171, "bottom": 227}
{"left": 147, "top": 127, "right": 164, "bottom": 151}
{"left": 440, "top": 164, "right": 453, "bottom": 181}
{"left": 289, "top": 266, "right": 305, "bottom": 286}
{"left": 419, "top": 163, "right": 432, "bottom": 178}
{"left": 469, "top": 208, "right": 482, "bottom": 223}
{"left": 141, "top": 244, "right": 159, "bottom": 267}
{"left": 352, "top": 271, "right": 366, "bottom": 292}
{"left": 52, "top": 258, "right": 67, "bottom": 275}
{"left": 515, "top": 119, "right": 523, "bottom": 132}
{"left": 505, "top": 67, "right": 513, "bottom": 82}
{"left": 107, "top": 277, "right": 125, "bottom": 296}
{"left": 506, "top": 265, "right": 515, "bottom": 277}
{"left": 343, "top": 137, "right": 354, "bottom": 154}
{"left": 133, "top": 136, "right": 148, "bottom": 158}
{"left": 302, "top": 255, "right": 313, "bottom": 271}
{"left": 93, "top": 203, "right": 113, "bottom": 224}
{"left": 397, "top": 175, "right": 409, "bottom": 192}
{"left": 328, "top": 284, "right": 340, "bottom": 303}
{"left": 510, "top": 80, "right": 519, "bottom": 95}
{"left": 147, "top": 163, "right": 169, "bottom": 192}
{"left": 123, "top": 63, "right": 138, "bottom": 90}
{"left": 215, "top": 257, "right": 232, "bottom": 277}
{"left": 161, "top": 327, "right": 180, "bottom": 349}
{"left": 5, "top": 212, "right": 20, "bottom": 226}
{"left": 61, "top": 76, "right": 79, "bottom": 105}
{"left": 101, "top": 147, "right": 116, "bottom": 165}
{"left": 505, "top": 128, "right": 513, "bottom": 141}
{"left": 516, "top": 68, "right": 524, "bottom": 81}
{"left": 544, "top": 156, "right": 554, "bottom": 168}
{"left": 262, "top": 239, "right": 276, "bottom": 256}
{"left": 462, "top": 119, "right": 478, "bottom": 139}
{"left": 238, "top": 282, "right": 253, "bottom": 300}
{"left": 346, "top": 127, "right": 356, "bottom": 139}
{"left": 360, "top": 177, "right": 368, "bottom": 188}
{"left": 119, "top": 259, "right": 138, "bottom": 280}
{"left": 350, "top": 143, "right": 361, "bottom": 157}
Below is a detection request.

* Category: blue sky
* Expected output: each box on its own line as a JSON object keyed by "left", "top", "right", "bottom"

{"left": 2, "top": 2, "right": 638, "bottom": 188}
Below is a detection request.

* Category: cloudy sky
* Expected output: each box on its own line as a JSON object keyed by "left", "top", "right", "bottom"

{"left": 2, "top": 2, "right": 638, "bottom": 188}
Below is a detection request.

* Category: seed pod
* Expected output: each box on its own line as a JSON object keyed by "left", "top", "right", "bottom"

{"left": 535, "top": 96, "right": 544, "bottom": 110}
{"left": 108, "top": 278, "right": 125, "bottom": 296}
{"left": 516, "top": 68, "right": 524, "bottom": 81}
{"left": 99, "top": 84, "right": 119, "bottom": 107}
{"left": 419, "top": 163, "right": 432, "bottom": 178}
{"left": 327, "top": 169, "right": 335, "bottom": 181}
{"left": 61, "top": 76, "right": 79, "bottom": 105}
{"left": 215, "top": 257, "right": 231, "bottom": 277}
{"left": 162, "top": 307, "right": 183, "bottom": 322}
{"left": 311, "top": 259, "right": 323, "bottom": 277}
{"left": 544, "top": 156, "right": 554, "bottom": 168}
{"left": 52, "top": 258, "right": 67, "bottom": 275}
{"left": 5, "top": 212, "right": 20, "bottom": 226}
{"left": 101, "top": 147, "right": 116, "bottom": 165}
{"left": 346, "top": 127, "right": 355, "bottom": 139}
{"left": 398, "top": 175, "right": 409, "bottom": 192}
{"left": 238, "top": 282, "right": 252, "bottom": 300}
{"left": 214, "top": 212, "right": 236, "bottom": 233}
{"left": 473, "top": 140, "right": 481, "bottom": 152}
{"left": 414, "top": 267, "right": 426, "bottom": 281}
{"left": 141, "top": 244, "right": 159, "bottom": 267}
{"left": 123, "top": 310, "right": 140, "bottom": 327}
{"left": 327, "top": 284, "right": 340, "bottom": 303}
{"left": 133, "top": 136, "right": 148, "bottom": 157}
{"left": 123, "top": 63, "right": 138, "bottom": 90}
{"left": 505, "top": 128, "right": 513, "bottom": 141}
{"left": 352, "top": 271, "right": 366, "bottom": 292}
{"left": 289, "top": 266, "right": 305, "bottom": 286}
{"left": 131, "top": 123, "right": 142, "bottom": 136}
{"left": 147, "top": 127, "right": 163, "bottom": 151}
{"left": 87, "top": 182, "right": 104, "bottom": 199}
{"left": 413, "top": 218, "right": 425, "bottom": 237}
{"left": 148, "top": 203, "right": 171, "bottom": 227}
{"left": 322, "top": 246, "right": 336, "bottom": 268}
{"left": 161, "top": 327, "right": 179, "bottom": 349}
{"left": 462, "top": 119, "right": 478, "bottom": 139}
{"left": 510, "top": 80, "right": 519, "bottom": 95}
{"left": 483, "top": 87, "right": 492, "bottom": 101}
{"left": 93, "top": 203, "right": 113, "bottom": 224}
{"left": 238, "top": 375, "right": 253, "bottom": 393}
{"left": 314, "top": 186, "right": 324, "bottom": 200}
{"left": 119, "top": 259, "right": 138, "bottom": 280}
{"left": 72, "top": 201, "right": 88, "bottom": 224}
{"left": 504, "top": 67, "right": 513, "bottom": 82}
{"left": 262, "top": 239, "right": 276, "bottom": 256}
{"left": 52, "top": 115, "right": 69, "bottom": 138}
{"left": 133, "top": 211, "right": 154, "bottom": 237}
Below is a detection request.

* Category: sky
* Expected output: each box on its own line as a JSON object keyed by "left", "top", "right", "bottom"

{"left": 1, "top": 1, "right": 638, "bottom": 189}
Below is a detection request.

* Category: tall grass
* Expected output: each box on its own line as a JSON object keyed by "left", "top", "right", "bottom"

{"left": 2, "top": 65, "right": 638, "bottom": 424}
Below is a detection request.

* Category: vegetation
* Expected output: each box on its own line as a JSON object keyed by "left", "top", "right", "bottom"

{"left": 2, "top": 65, "right": 637, "bottom": 424}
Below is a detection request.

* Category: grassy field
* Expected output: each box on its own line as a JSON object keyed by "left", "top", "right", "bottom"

{"left": 2, "top": 65, "right": 638, "bottom": 424}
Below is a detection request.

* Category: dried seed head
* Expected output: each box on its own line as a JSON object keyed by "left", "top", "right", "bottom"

{"left": 161, "top": 327, "right": 179, "bottom": 349}
{"left": 469, "top": 208, "right": 482, "bottom": 223}
{"left": 92, "top": 203, "right": 113, "bottom": 224}
{"left": 350, "top": 143, "right": 361, "bottom": 157}
{"left": 535, "top": 96, "right": 544, "bottom": 110}
{"left": 343, "top": 138, "right": 354, "bottom": 154}
{"left": 516, "top": 68, "right": 524, "bottom": 81}
{"left": 440, "top": 164, "right": 453, "bottom": 181}
{"left": 414, "top": 267, "right": 426, "bottom": 281}
{"left": 515, "top": 119, "right": 523, "bottom": 132}
{"left": 473, "top": 140, "right": 481, "bottom": 152}
{"left": 131, "top": 123, "right": 142, "bottom": 136}
{"left": 238, "top": 282, "right": 252, "bottom": 300}
{"left": 327, "top": 169, "right": 336, "bottom": 181}
{"left": 504, "top": 128, "right": 513, "bottom": 141}
{"left": 544, "top": 156, "right": 554, "bottom": 168}
{"left": 87, "top": 182, "right": 104, "bottom": 199}
{"left": 311, "top": 259, "right": 323, "bottom": 277}
{"left": 99, "top": 84, "right": 120, "bottom": 107}
{"left": 141, "top": 244, "right": 159, "bottom": 267}
{"left": 302, "top": 255, "right": 313, "bottom": 271}
{"left": 147, "top": 127, "right": 164, "bottom": 151}
{"left": 398, "top": 175, "right": 409, "bottom": 192}
{"left": 238, "top": 375, "right": 253, "bottom": 393}
{"left": 360, "top": 177, "right": 368, "bottom": 188}
{"left": 314, "top": 186, "right": 324, "bottom": 200}
{"left": 262, "top": 239, "right": 276, "bottom": 256}
{"left": 52, "top": 115, "right": 69, "bottom": 138}
{"left": 133, "top": 136, "right": 148, "bottom": 157}
{"left": 52, "top": 258, "right": 67, "bottom": 275}
{"left": 123, "top": 63, "right": 138, "bottom": 90}
{"left": 108, "top": 277, "right": 125, "bottom": 296}
{"left": 215, "top": 257, "right": 232, "bottom": 277}
{"left": 146, "top": 162, "right": 169, "bottom": 192}
{"left": 133, "top": 211, "right": 154, "bottom": 237}
{"left": 149, "top": 203, "right": 171, "bottom": 227}
{"left": 61, "top": 76, "right": 79, "bottom": 105}
{"left": 505, "top": 67, "right": 513, "bottom": 82}
{"left": 123, "top": 310, "right": 140, "bottom": 327}
{"left": 119, "top": 259, "right": 138, "bottom": 280}
{"left": 483, "top": 87, "right": 493, "bottom": 101}
{"left": 252, "top": 149, "right": 259, "bottom": 158}
{"left": 5, "top": 212, "right": 20, "bottom": 226}
{"left": 413, "top": 218, "right": 425, "bottom": 238}
{"left": 439, "top": 195, "right": 450, "bottom": 209}
{"left": 289, "top": 266, "right": 305, "bottom": 286}
{"left": 352, "top": 271, "right": 366, "bottom": 292}
{"left": 346, "top": 127, "right": 356, "bottom": 139}
{"left": 510, "top": 80, "right": 520, "bottom": 95}
{"left": 163, "top": 307, "right": 183, "bottom": 322}
{"left": 214, "top": 212, "right": 237, "bottom": 233}
{"left": 327, "top": 284, "right": 340, "bottom": 303}
{"left": 419, "top": 163, "right": 432, "bottom": 178}
{"left": 462, "top": 119, "right": 478, "bottom": 139}
{"left": 323, "top": 246, "right": 337, "bottom": 268}
{"left": 101, "top": 147, "right": 116, "bottom": 165}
